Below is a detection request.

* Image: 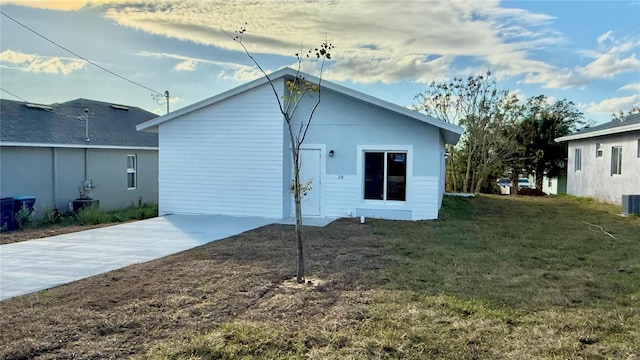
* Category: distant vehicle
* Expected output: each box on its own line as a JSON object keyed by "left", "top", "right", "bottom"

{"left": 518, "top": 178, "right": 532, "bottom": 189}
{"left": 497, "top": 178, "right": 512, "bottom": 187}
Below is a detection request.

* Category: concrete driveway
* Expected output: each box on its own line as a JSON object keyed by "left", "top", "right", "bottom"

{"left": 0, "top": 215, "right": 278, "bottom": 301}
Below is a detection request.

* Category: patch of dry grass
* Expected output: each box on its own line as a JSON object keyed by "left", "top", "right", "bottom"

{"left": 1, "top": 195, "right": 639, "bottom": 359}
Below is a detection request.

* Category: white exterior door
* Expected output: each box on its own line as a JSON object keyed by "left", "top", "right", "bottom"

{"left": 292, "top": 148, "right": 321, "bottom": 216}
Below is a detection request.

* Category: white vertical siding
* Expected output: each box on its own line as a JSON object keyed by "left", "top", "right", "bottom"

{"left": 158, "top": 83, "right": 284, "bottom": 217}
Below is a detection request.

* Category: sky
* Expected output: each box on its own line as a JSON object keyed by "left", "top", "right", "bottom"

{"left": 0, "top": 0, "right": 639, "bottom": 125}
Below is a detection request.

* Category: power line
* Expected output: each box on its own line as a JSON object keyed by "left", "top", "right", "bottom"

{"left": 0, "top": 87, "right": 28, "bottom": 102}
{"left": 0, "top": 10, "right": 164, "bottom": 96}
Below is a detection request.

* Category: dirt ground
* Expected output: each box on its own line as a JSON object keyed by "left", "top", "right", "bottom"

{"left": 1, "top": 223, "right": 118, "bottom": 245}
{"left": 0, "top": 219, "right": 386, "bottom": 359}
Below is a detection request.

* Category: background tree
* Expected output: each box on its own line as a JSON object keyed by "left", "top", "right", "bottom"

{"left": 231, "top": 26, "right": 333, "bottom": 283}
{"left": 611, "top": 106, "right": 640, "bottom": 121}
{"left": 521, "top": 95, "right": 584, "bottom": 190}
{"left": 414, "top": 72, "right": 521, "bottom": 193}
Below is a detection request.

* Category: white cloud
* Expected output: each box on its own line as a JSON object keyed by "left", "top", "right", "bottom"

{"left": 575, "top": 33, "right": 640, "bottom": 80}
{"left": 524, "top": 32, "right": 640, "bottom": 89}
{"left": 587, "top": 94, "right": 640, "bottom": 114}
{"left": 579, "top": 53, "right": 640, "bottom": 79}
{"left": 137, "top": 50, "right": 263, "bottom": 80}
{"left": 175, "top": 59, "right": 197, "bottom": 71}
{"left": 0, "top": 49, "right": 85, "bottom": 74}
{"left": 597, "top": 31, "right": 614, "bottom": 45}
{"left": 618, "top": 83, "right": 640, "bottom": 92}
{"left": 99, "top": 0, "right": 563, "bottom": 85}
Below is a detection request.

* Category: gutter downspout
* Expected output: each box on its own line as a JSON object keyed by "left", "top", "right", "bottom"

{"left": 52, "top": 147, "right": 57, "bottom": 208}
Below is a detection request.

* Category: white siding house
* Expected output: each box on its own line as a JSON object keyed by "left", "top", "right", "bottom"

{"left": 137, "top": 68, "right": 462, "bottom": 220}
{"left": 556, "top": 114, "right": 640, "bottom": 204}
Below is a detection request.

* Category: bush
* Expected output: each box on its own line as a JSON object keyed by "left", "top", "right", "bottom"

{"left": 14, "top": 203, "right": 35, "bottom": 229}
{"left": 518, "top": 188, "right": 547, "bottom": 196}
{"left": 38, "top": 206, "right": 62, "bottom": 226}
{"left": 74, "top": 205, "right": 111, "bottom": 225}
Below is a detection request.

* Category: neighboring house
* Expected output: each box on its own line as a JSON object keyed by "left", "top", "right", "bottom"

{"left": 541, "top": 174, "right": 567, "bottom": 195}
{"left": 137, "top": 67, "right": 462, "bottom": 221}
{"left": 1, "top": 98, "right": 159, "bottom": 213}
{"left": 527, "top": 173, "right": 567, "bottom": 195}
{"left": 556, "top": 113, "right": 640, "bottom": 204}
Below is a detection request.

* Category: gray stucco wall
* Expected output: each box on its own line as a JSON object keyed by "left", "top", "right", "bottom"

{"left": 1, "top": 147, "right": 54, "bottom": 207}
{"left": 1, "top": 146, "right": 158, "bottom": 213}
{"left": 566, "top": 131, "right": 640, "bottom": 204}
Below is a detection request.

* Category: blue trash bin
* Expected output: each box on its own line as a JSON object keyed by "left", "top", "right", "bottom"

{"left": 1, "top": 197, "right": 15, "bottom": 232}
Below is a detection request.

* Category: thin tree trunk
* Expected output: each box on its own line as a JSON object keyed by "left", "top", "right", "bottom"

{"left": 447, "top": 146, "right": 458, "bottom": 192}
{"left": 463, "top": 145, "right": 474, "bottom": 193}
{"left": 292, "top": 149, "right": 305, "bottom": 284}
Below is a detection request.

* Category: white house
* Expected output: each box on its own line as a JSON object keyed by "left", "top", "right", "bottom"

{"left": 137, "top": 68, "right": 462, "bottom": 221}
{"left": 556, "top": 113, "right": 640, "bottom": 204}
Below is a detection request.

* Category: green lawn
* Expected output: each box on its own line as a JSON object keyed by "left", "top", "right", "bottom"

{"left": 1, "top": 195, "right": 639, "bottom": 359}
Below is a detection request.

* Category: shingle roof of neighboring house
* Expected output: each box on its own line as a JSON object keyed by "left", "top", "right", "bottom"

{"left": 556, "top": 113, "right": 640, "bottom": 142}
{"left": 137, "top": 67, "right": 463, "bottom": 144}
{"left": 1, "top": 98, "right": 158, "bottom": 149}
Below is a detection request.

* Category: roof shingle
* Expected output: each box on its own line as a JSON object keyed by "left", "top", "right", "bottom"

{"left": 1, "top": 98, "right": 158, "bottom": 148}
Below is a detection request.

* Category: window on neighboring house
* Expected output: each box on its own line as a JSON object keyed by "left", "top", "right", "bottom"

{"left": 364, "top": 151, "right": 406, "bottom": 201}
{"left": 595, "top": 142, "right": 603, "bottom": 157}
{"left": 611, "top": 146, "right": 622, "bottom": 175}
{"left": 127, "top": 154, "right": 137, "bottom": 189}
{"left": 637, "top": 139, "right": 640, "bottom": 158}
{"left": 574, "top": 148, "right": 582, "bottom": 171}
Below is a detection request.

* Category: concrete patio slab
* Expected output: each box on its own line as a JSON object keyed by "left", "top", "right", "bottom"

{"left": 0, "top": 214, "right": 275, "bottom": 301}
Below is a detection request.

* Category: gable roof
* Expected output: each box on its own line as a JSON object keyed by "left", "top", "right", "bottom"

{"left": 137, "top": 67, "right": 463, "bottom": 144}
{"left": 1, "top": 98, "right": 158, "bottom": 149}
{"left": 556, "top": 113, "right": 640, "bottom": 142}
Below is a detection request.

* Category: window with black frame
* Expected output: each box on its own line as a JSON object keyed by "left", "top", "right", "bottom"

{"left": 364, "top": 151, "right": 406, "bottom": 201}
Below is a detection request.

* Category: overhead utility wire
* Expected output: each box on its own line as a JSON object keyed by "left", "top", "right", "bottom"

{"left": 0, "top": 10, "right": 163, "bottom": 96}
{"left": 0, "top": 87, "right": 28, "bottom": 102}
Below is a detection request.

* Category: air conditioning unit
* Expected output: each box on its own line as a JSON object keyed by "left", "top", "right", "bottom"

{"left": 621, "top": 195, "right": 640, "bottom": 216}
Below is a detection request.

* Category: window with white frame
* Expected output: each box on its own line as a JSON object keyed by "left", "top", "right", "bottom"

{"left": 127, "top": 154, "right": 137, "bottom": 189}
{"left": 611, "top": 146, "right": 622, "bottom": 175}
{"left": 595, "top": 142, "right": 603, "bottom": 157}
{"left": 364, "top": 151, "right": 406, "bottom": 201}
{"left": 574, "top": 148, "right": 582, "bottom": 171}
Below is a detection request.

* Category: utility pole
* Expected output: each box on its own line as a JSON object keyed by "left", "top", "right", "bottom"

{"left": 153, "top": 90, "right": 170, "bottom": 114}
{"left": 165, "top": 90, "right": 170, "bottom": 114}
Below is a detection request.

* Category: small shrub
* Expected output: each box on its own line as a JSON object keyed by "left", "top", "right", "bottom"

{"left": 38, "top": 206, "right": 62, "bottom": 226}
{"left": 14, "top": 203, "right": 35, "bottom": 229}
{"left": 74, "top": 205, "right": 111, "bottom": 225}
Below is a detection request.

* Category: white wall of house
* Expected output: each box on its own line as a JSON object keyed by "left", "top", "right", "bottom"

{"left": 289, "top": 88, "right": 445, "bottom": 220}
{"left": 542, "top": 176, "right": 558, "bottom": 195}
{"left": 567, "top": 131, "right": 640, "bottom": 204}
{"left": 157, "top": 82, "right": 285, "bottom": 217}
{"left": 152, "top": 74, "right": 455, "bottom": 221}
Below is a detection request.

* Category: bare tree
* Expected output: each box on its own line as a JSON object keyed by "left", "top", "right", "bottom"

{"left": 231, "top": 26, "right": 333, "bottom": 283}
{"left": 414, "top": 72, "right": 519, "bottom": 193}
{"left": 611, "top": 106, "right": 640, "bottom": 121}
